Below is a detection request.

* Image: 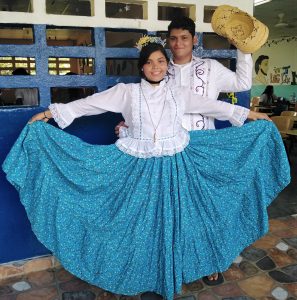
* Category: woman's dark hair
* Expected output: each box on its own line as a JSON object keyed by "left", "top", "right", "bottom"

{"left": 262, "top": 85, "right": 274, "bottom": 96}
{"left": 255, "top": 55, "right": 269, "bottom": 74}
{"left": 167, "top": 16, "right": 196, "bottom": 37}
{"left": 138, "top": 42, "right": 169, "bottom": 78}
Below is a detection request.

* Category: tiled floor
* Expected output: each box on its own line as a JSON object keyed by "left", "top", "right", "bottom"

{"left": 0, "top": 151, "right": 296, "bottom": 300}
{"left": 1, "top": 215, "right": 297, "bottom": 300}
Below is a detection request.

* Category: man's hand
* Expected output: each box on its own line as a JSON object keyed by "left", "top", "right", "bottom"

{"left": 115, "top": 121, "right": 128, "bottom": 137}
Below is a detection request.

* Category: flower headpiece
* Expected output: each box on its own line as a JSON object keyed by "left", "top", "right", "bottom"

{"left": 135, "top": 35, "right": 166, "bottom": 51}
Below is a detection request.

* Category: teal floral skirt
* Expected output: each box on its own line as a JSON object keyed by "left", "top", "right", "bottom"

{"left": 2, "top": 120, "right": 290, "bottom": 299}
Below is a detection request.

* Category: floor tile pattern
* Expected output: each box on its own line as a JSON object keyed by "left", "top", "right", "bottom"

{"left": 0, "top": 216, "right": 296, "bottom": 300}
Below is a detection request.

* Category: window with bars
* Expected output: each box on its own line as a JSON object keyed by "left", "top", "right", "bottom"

{"left": 48, "top": 57, "right": 71, "bottom": 75}
{"left": 0, "top": 57, "right": 35, "bottom": 75}
{"left": 48, "top": 58, "right": 94, "bottom": 75}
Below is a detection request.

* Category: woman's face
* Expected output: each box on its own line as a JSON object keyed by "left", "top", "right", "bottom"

{"left": 142, "top": 50, "right": 168, "bottom": 83}
{"left": 260, "top": 59, "right": 269, "bottom": 74}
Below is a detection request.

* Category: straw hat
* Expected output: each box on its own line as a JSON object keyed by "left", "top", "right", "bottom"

{"left": 211, "top": 5, "right": 269, "bottom": 53}
{"left": 211, "top": 5, "right": 241, "bottom": 37}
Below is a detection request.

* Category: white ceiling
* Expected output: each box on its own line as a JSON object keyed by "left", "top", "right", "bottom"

{"left": 254, "top": 0, "right": 297, "bottom": 39}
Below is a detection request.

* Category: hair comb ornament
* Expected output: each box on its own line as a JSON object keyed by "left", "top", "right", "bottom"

{"left": 135, "top": 35, "right": 166, "bottom": 51}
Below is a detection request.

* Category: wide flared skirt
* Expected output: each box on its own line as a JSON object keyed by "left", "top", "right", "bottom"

{"left": 2, "top": 121, "right": 290, "bottom": 299}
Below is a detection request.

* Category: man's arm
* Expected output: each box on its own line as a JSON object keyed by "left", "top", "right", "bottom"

{"left": 214, "top": 50, "right": 253, "bottom": 92}
{"left": 184, "top": 91, "right": 271, "bottom": 126}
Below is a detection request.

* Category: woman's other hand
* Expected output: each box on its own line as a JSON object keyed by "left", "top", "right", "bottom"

{"left": 28, "top": 110, "right": 52, "bottom": 124}
{"left": 248, "top": 111, "right": 271, "bottom": 121}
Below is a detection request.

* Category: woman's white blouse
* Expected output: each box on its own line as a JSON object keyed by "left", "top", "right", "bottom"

{"left": 49, "top": 79, "right": 249, "bottom": 158}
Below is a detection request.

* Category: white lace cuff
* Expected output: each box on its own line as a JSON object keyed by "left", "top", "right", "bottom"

{"left": 49, "top": 104, "right": 69, "bottom": 129}
{"left": 230, "top": 106, "right": 250, "bottom": 127}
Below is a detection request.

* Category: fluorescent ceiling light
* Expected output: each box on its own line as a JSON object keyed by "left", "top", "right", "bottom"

{"left": 254, "top": 0, "right": 272, "bottom": 6}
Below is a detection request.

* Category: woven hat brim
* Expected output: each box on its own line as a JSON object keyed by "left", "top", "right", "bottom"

{"left": 211, "top": 5, "right": 241, "bottom": 37}
{"left": 225, "top": 14, "right": 269, "bottom": 53}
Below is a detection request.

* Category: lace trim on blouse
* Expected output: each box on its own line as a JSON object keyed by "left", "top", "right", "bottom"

{"left": 117, "top": 84, "right": 190, "bottom": 158}
{"left": 116, "top": 129, "right": 190, "bottom": 158}
{"left": 130, "top": 84, "right": 141, "bottom": 139}
{"left": 49, "top": 104, "right": 68, "bottom": 129}
{"left": 231, "top": 106, "right": 250, "bottom": 127}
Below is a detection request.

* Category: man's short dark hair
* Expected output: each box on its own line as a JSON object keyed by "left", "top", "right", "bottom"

{"left": 168, "top": 16, "right": 196, "bottom": 37}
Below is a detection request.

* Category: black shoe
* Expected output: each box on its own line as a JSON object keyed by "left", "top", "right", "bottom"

{"left": 140, "top": 292, "right": 163, "bottom": 300}
{"left": 202, "top": 273, "right": 224, "bottom": 286}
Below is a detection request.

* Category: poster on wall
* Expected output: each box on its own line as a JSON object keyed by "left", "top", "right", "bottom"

{"left": 252, "top": 37, "right": 297, "bottom": 86}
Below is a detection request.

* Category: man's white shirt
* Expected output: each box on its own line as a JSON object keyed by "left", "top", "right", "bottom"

{"left": 166, "top": 50, "right": 253, "bottom": 131}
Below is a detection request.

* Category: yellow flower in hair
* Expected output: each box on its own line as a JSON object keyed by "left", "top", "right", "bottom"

{"left": 136, "top": 35, "right": 150, "bottom": 49}
{"left": 135, "top": 35, "right": 166, "bottom": 51}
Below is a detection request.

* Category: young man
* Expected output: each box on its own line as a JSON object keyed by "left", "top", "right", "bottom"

{"left": 164, "top": 16, "right": 253, "bottom": 285}
{"left": 166, "top": 16, "right": 253, "bottom": 131}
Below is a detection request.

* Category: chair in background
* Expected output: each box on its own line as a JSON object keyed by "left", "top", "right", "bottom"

{"left": 271, "top": 116, "right": 294, "bottom": 138}
{"left": 281, "top": 111, "right": 297, "bottom": 129}
{"left": 280, "top": 111, "right": 297, "bottom": 117}
{"left": 271, "top": 116, "right": 294, "bottom": 163}
{"left": 250, "top": 96, "right": 260, "bottom": 108}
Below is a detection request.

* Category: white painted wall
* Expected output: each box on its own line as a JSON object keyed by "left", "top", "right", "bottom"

{"left": 252, "top": 38, "right": 297, "bottom": 85}
{"left": 251, "top": 38, "right": 297, "bottom": 99}
{"left": 0, "top": 0, "right": 253, "bottom": 32}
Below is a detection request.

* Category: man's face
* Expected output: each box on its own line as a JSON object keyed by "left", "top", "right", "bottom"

{"left": 168, "top": 29, "right": 197, "bottom": 61}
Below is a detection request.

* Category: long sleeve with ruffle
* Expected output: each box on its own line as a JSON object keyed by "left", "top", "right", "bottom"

{"left": 49, "top": 80, "right": 250, "bottom": 158}
{"left": 49, "top": 83, "right": 129, "bottom": 129}
{"left": 183, "top": 89, "right": 250, "bottom": 127}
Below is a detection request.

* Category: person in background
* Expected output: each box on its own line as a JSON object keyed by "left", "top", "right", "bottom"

{"left": 12, "top": 68, "right": 38, "bottom": 106}
{"left": 260, "top": 85, "right": 278, "bottom": 106}
{"left": 254, "top": 55, "right": 269, "bottom": 85}
{"left": 260, "top": 85, "right": 289, "bottom": 116}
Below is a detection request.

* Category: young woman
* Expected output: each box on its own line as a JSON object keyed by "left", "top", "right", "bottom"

{"left": 260, "top": 85, "right": 278, "bottom": 106}
{"left": 261, "top": 85, "right": 289, "bottom": 116}
{"left": 2, "top": 38, "right": 290, "bottom": 300}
